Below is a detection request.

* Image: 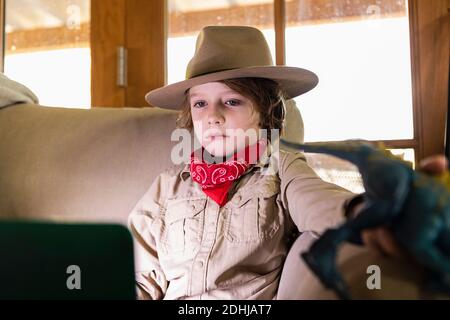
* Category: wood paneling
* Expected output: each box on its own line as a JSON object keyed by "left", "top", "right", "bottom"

{"left": 409, "top": 0, "right": 450, "bottom": 161}
{"left": 91, "top": 0, "right": 126, "bottom": 107}
{"left": 91, "top": 0, "right": 166, "bottom": 108}
{"left": 0, "top": 0, "right": 4, "bottom": 72}
{"left": 274, "top": 0, "right": 285, "bottom": 65}
{"left": 125, "top": 0, "right": 166, "bottom": 107}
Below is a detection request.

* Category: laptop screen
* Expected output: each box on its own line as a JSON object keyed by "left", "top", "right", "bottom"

{"left": 0, "top": 221, "right": 136, "bottom": 300}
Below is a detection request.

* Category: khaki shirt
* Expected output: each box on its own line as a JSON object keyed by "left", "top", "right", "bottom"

{"left": 128, "top": 149, "right": 356, "bottom": 300}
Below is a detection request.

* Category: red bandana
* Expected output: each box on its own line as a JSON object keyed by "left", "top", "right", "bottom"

{"left": 190, "top": 140, "right": 267, "bottom": 207}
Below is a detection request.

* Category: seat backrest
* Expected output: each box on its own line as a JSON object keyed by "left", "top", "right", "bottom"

{"left": 0, "top": 104, "right": 179, "bottom": 224}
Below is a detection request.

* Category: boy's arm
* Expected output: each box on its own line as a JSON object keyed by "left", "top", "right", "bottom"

{"left": 279, "top": 151, "right": 361, "bottom": 234}
{"left": 128, "top": 175, "right": 168, "bottom": 300}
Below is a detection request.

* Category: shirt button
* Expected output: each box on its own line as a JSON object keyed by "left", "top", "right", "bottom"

{"left": 235, "top": 195, "right": 242, "bottom": 203}
{"left": 191, "top": 204, "right": 196, "bottom": 211}
{"left": 196, "top": 261, "right": 204, "bottom": 268}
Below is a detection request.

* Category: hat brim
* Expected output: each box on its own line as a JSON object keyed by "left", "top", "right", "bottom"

{"left": 145, "top": 66, "right": 318, "bottom": 110}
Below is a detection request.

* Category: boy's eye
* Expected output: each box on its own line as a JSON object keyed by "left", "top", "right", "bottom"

{"left": 192, "top": 101, "right": 206, "bottom": 108}
{"left": 225, "top": 99, "right": 240, "bottom": 107}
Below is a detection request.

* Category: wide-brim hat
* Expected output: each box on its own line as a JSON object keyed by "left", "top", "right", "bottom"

{"left": 145, "top": 25, "right": 318, "bottom": 110}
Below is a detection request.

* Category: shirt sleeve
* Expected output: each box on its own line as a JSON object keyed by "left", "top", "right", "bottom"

{"left": 279, "top": 151, "right": 361, "bottom": 234}
{"left": 128, "top": 174, "right": 168, "bottom": 300}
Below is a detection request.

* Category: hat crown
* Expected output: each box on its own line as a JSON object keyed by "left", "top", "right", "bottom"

{"left": 186, "top": 26, "right": 274, "bottom": 79}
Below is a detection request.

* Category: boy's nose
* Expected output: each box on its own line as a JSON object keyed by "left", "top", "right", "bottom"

{"left": 207, "top": 105, "right": 225, "bottom": 126}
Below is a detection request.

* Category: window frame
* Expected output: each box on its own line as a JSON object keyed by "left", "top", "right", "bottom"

{"left": 0, "top": 0, "right": 4, "bottom": 72}
{"left": 270, "top": 0, "right": 448, "bottom": 163}
{"left": 0, "top": 0, "right": 167, "bottom": 108}
{"left": 407, "top": 0, "right": 449, "bottom": 162}
{"left": 164, "top": 0, "right": 449, "bottom": 162}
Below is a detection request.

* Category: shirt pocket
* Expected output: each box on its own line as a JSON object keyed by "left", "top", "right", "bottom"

{"left": 162, "top": 198, "right": 206, "bottom": 255}
{"left": 225, "top": 180, "right": 281, "bottom": 243}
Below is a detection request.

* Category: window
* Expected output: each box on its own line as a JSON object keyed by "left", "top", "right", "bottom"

{"left": 167, "top": 0, "right": 275, "bottom": 85}
{"left": 1, "top": 0, "right": 446, "bottom": 168}
{"left": 1, "top": 0, "right": 167, "bottom": 109}
{"left": 286, "top": 0, "right": 413, "bottom": 142}
{"left": 166, "top": 0, "right": 435, "bottom": 192}
{"left": 3, "top": 0, "right": 90, "bottom": 108}
{"left": 284, "top": 0, "right": 414, "bottom": 190}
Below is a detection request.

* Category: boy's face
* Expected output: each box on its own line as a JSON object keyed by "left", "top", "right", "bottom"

{"left": 189, "top": 82, "right": 261, "bottom": 158}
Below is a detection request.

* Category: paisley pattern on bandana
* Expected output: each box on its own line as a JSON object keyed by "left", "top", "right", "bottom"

{"left": 190, "top": 140, "right": 266, "bottom": 206}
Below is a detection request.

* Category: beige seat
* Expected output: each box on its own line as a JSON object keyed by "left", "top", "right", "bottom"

{"left": 0, "top": 102, "right": 442, "bottom": 299}
{"left": 0, "top": 103, "right": 179, "bottom": 224}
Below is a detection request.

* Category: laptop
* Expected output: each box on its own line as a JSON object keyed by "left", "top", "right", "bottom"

{"left": 0, "top": 221, "right": 136, "bottom": 300}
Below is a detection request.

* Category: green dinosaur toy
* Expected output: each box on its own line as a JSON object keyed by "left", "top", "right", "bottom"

{"left": 280, "top": 139, "right": 450, "bottom": 299}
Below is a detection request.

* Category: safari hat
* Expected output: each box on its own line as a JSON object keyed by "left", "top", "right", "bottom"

{"left": 145, "top": 25, "right": 318, "bottom": 109}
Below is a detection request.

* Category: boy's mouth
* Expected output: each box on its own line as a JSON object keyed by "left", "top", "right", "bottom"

{"left": 205, "top": 131, "right": 229, "bottom": 140}
{"left": 209, "top": 135, "right": 227, "bottom": 140}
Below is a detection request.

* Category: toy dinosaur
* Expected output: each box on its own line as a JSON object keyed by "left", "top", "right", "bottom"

{"left": 280, "top": 139, "right": 450, "bottom": 299}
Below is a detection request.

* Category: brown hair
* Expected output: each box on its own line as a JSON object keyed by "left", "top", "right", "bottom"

{"left": 176, "top": 77, "right": 287, "bottom": 140}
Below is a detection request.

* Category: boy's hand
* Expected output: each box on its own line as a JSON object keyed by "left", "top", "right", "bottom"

{"left": 361, "top": 155, "right": 448, "bottom": 259}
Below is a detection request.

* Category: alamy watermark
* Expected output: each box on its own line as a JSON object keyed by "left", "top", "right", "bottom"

{"left": 66, "top": 265, "right": 81, "bottom": 290}
{"left": 170, "top": 126, "right": 281, "bottom": 176}
{"left": 366, "top": 264, "right": 381, "bottom": 290}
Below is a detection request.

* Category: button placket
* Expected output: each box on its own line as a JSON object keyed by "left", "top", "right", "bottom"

{"left": 189, "top": 198, "right": 220, "bottom": 296}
